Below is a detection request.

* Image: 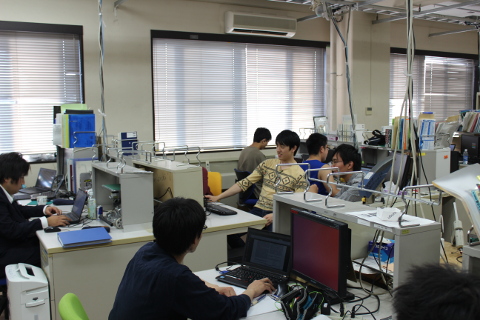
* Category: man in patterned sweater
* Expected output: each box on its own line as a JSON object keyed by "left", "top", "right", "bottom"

{"left": 206, "top": 130, "right": 307, "bottom": 230}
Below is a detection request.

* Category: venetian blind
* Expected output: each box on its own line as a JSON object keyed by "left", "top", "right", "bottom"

{"left": 0, "top": 28, "right": 83, "bottom": 155}
{"left": 389, "top": 53, "right": 474, "bottom": 122}
{"left": 152, "top": 37, "right": 326, "bottom": 148}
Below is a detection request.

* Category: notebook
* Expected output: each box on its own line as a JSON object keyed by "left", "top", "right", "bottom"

{"left": 216, "top": 228, "right": 291, "bottom": 288}
{"left": 57, "top": 227, "right": 112, "bottom": 248}
{"left": 19, "top": 168, "right": 56, "bottom": 194}
{"left": 63, "top": 189, "right": 88, "bottom": 224}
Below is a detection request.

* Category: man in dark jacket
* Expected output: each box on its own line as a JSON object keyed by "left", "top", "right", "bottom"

{"left": 0, "top": 152, "right": 70, "bottom": 277}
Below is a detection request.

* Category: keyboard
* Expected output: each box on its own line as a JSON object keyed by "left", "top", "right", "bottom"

{"left": 217, "top": 266, "right": 285, "bottom": 289}
{"left": 206, "top": 203, "right": 237, "bottom": 215}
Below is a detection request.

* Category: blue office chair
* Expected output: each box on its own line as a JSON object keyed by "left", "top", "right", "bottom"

{"left": 234, "top": 169, "right": 258, "bottom": 209}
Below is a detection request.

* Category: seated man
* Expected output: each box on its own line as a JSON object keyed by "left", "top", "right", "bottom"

{"left": 393, "top": 264, "right": 480, "bottom": 320}
{"left": 302, "top": 133, "right": 335, "bottom": 196}
{"left": 109, "top": 197, "right": 273, "bottom": 320}
{"left": 330, "top": 144, "right": 363, "bottom": 202}
{"left": 206, "top": 130, "right": 308, "bottom": 229}
{"left": 238, "top": 127, "right": 272, "bottom": 197}
{"left": 0, "top": 152, "right": 70, "bottom": 277}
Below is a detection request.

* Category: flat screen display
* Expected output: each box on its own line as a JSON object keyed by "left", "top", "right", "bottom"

{"left": 290, "top": 208, "right": 351, "bottom": 298}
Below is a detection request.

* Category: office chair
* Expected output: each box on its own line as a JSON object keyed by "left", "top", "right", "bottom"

{"left": 234, "top": 169, "right": 258, "bottom": 209}
{"left": 207, "top": 172, "right": 222, "bottom": 196}
{"left": 58, "top": 293, "right": 89, "bottom": 320}
{"left": 0, "top": 277, "right": 8, "bottom": 319}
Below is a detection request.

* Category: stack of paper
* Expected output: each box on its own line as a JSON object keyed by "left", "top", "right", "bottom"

{"left": 57, "top": 228, "right": 112, "bottom": 248}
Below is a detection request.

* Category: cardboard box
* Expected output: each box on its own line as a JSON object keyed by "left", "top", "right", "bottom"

{"left": 368, "top": 240, "right": 395, "bottom": 264}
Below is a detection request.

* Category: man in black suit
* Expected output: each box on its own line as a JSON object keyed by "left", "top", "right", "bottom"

{"left": 0, "top": 152, "right": 70, "bottom": 277}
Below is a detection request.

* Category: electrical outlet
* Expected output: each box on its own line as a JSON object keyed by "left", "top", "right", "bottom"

{"left": 365, "top": 107, "right": 373, "bottom": 116}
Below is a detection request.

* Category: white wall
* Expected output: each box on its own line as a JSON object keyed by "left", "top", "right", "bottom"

{"left": 1, "top": 0, "right": 478, "bottom": 182}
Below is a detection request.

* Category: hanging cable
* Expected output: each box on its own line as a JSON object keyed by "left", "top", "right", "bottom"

{"left": 98, "top": 0, "right": 108, "bottom": 161}
{"left": 327, "top": 5, "right": 358, "bottom": 149}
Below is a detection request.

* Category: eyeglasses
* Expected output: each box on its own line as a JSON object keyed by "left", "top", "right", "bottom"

{"left": 331, "top": 159, "right": 343, "bottom": 164}
{"left": 203, "top": 225, "right": 208, "bottom": 231}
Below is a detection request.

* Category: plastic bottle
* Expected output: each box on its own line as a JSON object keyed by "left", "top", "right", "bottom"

{"left": 87, "top": 189, "right": 97, "bottom": 219}
{"left": 463, "top": 149, "right": 469, "bottom": 165}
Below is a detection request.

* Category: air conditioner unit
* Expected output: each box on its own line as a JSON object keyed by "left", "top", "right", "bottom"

{"left": 225, "top": 11, "right": 297, "bottom": 38}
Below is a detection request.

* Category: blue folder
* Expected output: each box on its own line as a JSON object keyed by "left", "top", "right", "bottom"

{"left": 57, "top": 228, "right": 112, "bottom": 248}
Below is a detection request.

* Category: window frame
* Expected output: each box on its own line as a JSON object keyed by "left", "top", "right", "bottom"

{"left": 0, "top": 21, "right": 85, "bottom": 160}
{"left": 150, "top": 30, "right": 329, "bottom": 151}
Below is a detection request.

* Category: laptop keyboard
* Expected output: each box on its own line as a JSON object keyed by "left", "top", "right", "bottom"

{"left": 218, "top": 266, "right": 285, "bottom": 288}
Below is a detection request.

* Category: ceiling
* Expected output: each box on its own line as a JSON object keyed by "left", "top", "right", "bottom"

{"left": 267, "top": 0, "right": 480, "bottom": 28}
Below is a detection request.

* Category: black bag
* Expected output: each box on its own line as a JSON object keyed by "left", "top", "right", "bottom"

{"left": 365, "top": 129, "right": 386, "bottom": 146}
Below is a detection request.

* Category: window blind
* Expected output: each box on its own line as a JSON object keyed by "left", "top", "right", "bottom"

{"left": 0, "top": 29, "right": 83, "bottom": 155}
{"left": 152, "top": 37, "right": 326, "bottom": 148}
{"left": 389, "top": 53, "right": 474, "bottom": 123}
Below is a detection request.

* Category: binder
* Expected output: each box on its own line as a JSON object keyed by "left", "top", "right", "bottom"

{"left": 57, "top": 228, "right": 112, "bottom": 248}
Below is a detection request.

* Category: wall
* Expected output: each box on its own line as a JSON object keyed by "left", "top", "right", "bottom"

{"left": 1, "top": 0, "right": 478, "bottom": 182}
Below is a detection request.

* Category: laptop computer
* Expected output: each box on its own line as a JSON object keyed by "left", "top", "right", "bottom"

{"left": 216, "top": 228, "right": 291, "bottom": 288}
{"left": 19, "top": 168, "right": 56, "bottom": 194}
{"left": 63, "top": 189, "right": 88, "bottom": 224}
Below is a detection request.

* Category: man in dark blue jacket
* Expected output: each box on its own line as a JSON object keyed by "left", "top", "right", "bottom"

{"left": 0, "top": 152, "right": 70, "bottom": 277}
{"left": 109, "top": 197, "right": 274, "bottom": 320}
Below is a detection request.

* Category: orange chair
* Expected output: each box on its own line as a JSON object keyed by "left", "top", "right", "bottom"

{"left": 207, "top": 172, "right": 222, "bottom": 196}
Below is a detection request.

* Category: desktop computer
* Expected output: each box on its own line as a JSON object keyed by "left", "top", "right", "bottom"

{"left": 461, "top": 133, "right": 480, "bottom": 164}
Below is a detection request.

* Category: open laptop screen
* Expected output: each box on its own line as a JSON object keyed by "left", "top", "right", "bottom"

{"left": 243, "top": 228, "right": 291, "bottom": 275}
{"left": 36, "top": 168, "right": 56, "bottom": 189}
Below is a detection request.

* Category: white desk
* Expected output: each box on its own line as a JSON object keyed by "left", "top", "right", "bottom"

{"left": 196, "top": 268, "right": 394, "bottom": 320}
{"left": 38, "top": 207, "right": 265, "bottom": 320}
{"left": 273, "top": 193, "right": 441, "bottom": 288}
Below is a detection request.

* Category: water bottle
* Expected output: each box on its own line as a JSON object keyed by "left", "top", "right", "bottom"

{"left": 463, "top": 149, "right": 469, "bottom": 165}
{"left": 87, "top": 189, "right": 97, "bottom": 219}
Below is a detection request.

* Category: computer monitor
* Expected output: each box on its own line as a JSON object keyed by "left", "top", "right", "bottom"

{"left": 290, "top": 208, "right": 352, "bottom": 302}
{"left": 461, "top": 134, "right": 480, "bottom": 163}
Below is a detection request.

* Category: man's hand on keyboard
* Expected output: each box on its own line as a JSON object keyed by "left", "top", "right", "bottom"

{"left": 45, "top": 206, "right": 62, "bottom": 216}
{"left": 243, "top": 278, "right": 274, "bottom": 301}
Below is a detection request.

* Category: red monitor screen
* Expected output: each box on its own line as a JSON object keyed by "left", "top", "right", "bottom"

{"left": 290, "top": 208, "right": 351, "bottom": 299}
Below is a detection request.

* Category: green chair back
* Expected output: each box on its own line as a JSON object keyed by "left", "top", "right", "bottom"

{"left": 58, "top": 293, "right": 89, "bottom": 320}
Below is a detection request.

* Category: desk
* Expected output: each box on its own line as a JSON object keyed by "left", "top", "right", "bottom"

{"left": 38, "top": 207, "right": 265, "bottom": 320}
{"left": 273, "top": 193, "right": 441, "bottom": 288}
{"left": 195, "top": 268, "right": 394, "bottom": 320}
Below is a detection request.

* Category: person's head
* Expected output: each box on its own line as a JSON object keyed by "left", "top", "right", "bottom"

{"left": 253, "top": 128, "right": 272, "bottom": 149}
{"left": 331, "top": 144, "right": 362, "bottom": 172}
{"left": 306, "top": 133, "right": 329, "bottom": 161}
{"left": 0, "top": 152, "right": 30, "bottom": 195}
{"left": 275, "top": 130, "right": 300, "bottom": 161}
{"left": 153, "top": 197, "right": 206, "bottom": 256}
{"left": 393, "top": 264, "right": 480, "bottom": 320}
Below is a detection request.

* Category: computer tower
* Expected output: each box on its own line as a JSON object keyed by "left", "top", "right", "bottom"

{"left": 461, "top": 133, "right": 480, "bottom": 164}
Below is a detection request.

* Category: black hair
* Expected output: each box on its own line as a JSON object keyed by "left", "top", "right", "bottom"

{"left": 0, "top": 152, "right": 30, "bottom": 184}
{"left": 253, "top": 127, "right": 272, "bottom": 143}
{"left": 393, "top": 264, "right": 480, "bottom": 320}
{"left": 275, "top": 130, "right": 301, "bottom": 156}
{"left": 152, "top": 197, "right": 206, "bottom": 256}
{"left": 306, "top": 133, "right": 328, "bottom": 155}
{"left": 333, "top": 144, "right": 362, "bottom": 171}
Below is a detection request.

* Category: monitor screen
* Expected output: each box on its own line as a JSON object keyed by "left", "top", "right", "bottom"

{"left": 388, "top": 152, "right": 412, "bottom": 190}
{"left": 36, "top": 168, "right": 56, "bottom": 189}
{"left": 290, "top": 208, "right": 351, "bottom": 300}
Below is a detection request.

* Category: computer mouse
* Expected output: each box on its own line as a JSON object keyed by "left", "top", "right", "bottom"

{"left": 44, "top": 226, "right": 61, "bottom": 233}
